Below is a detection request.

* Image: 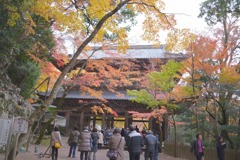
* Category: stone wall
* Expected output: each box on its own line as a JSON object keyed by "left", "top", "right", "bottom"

{"left": 0, "top": 72, "right": 32, "bottom": 118}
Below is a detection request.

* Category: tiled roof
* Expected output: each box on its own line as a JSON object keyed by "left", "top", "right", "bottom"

{"left": 38, "top": 90, "right": 135, "bottom": 100}
{"left": 78, "top": 45, "right": 185, "bottom": 60}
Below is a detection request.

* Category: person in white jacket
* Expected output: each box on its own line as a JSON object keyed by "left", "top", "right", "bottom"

{"left": 98, "top": 130, "right": 104, "bottom": 149}
{"left": 50, "top": 126, "right": 62, "bottom": 160}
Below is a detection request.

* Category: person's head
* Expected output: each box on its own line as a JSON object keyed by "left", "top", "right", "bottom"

{"left": 142, "top": 129, "right": 147, "bottom": 134}
{"left": 92, "top": 128, "right": 97, "bottom": 132}
{"left": 113, "top": 128, "right": 121, "bottom": 134}
{"left": 83, "top": 126, "right": 88, "bottom": 131}
{"left": 196, "top": 134, "right": 202, "bottom": 140}
{"left": 129, "top": 125, "right": 135, "bottom": 132}
{"left": 74, "top": 127, "right": 78, "bottom": 131}
{"left": 217, "top": 136, "right": 223, "bottom": 143}
{"left": 148, "top": 130, "right": 153, "bottom": 134}
{"left": 54, "top": 126, "right": 59, "bottom": 131}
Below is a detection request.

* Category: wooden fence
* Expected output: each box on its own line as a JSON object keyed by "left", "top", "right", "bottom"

{"left": 164, "top": 142, "right": 240, "bottom": 160}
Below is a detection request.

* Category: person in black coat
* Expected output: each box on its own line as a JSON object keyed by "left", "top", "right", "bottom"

{"left": 190, "top": 134, "right": 204, "bottom": 160}
{"left": 216, "top": 136, "right": 226, "bottom": 160}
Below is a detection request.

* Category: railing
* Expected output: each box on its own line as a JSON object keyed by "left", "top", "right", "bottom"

{"left": 164, "top": 142, "right": 240, "bottom": 160}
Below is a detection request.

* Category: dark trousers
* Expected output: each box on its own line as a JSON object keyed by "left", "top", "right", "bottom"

{"left": 80, "top": 151, "right": 89, "bottom": 160}
{"left": 145, "top": 149, "right": 155, "bottom": 160}
{"left": 51, "top": 146, "right": 58, "bottom": 160}
{"left": 68, "top": 143, "right": 77, "bottom": 157}
{"left": 129, "top": 152, "right": 141, "bottom": 160}
{"left": 196, "top": 152, "right": 203, "bottom": 160}
{"left": 98, "top": 143, "right": 102, "bottom": 149}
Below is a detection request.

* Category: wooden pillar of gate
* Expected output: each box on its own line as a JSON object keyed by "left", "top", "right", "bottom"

{"left": 79, "top": 109, "right": 84, "bottom": 131}
{"left": 65, "top": 110, "right": 71, "bottom": 136}
{"left": 93, "top": 116, "right": 96, "bottom": 128}
{"left": 148, "top": 117, "right": 153, "bottom": 131}
{"left": 110, "top": 117, "right": 114, "bottom": 128}
{"left": 102, "top": 113, "right": 106, "bottom": 129}
{"left": 124, "top": 113, "right": 129, "bottom": 128}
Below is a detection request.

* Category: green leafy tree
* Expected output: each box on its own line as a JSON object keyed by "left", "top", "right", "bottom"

{"left": 7, "top": 57, "right": 40, "bottom": 98}
{"left": 128, "top": 60, "right": 182, "bottom": 108}
{"left": 198, "top": 0, "right": 240, "bottom": 149}
{"left": 199, "top": 0, "right": 240, "bottom": 25}
{"left": 128, "top": 60, "right": 182, "bottom": 156}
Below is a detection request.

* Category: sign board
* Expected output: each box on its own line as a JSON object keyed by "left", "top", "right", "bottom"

{"left": 13, "top": 118, "right": 28, "bottom": 134}
{"left": 0, "top": 118, "right": 11, "bottom": 145}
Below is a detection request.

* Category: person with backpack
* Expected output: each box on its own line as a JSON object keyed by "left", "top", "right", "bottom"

{"left": 68, "top": 127, "right": 80, "bottom": 158}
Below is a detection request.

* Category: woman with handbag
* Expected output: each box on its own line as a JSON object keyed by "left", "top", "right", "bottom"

{"left": 108, "top": 128, "right": 126, "bottom": 160}
{"left": 50, "top": 126, "right": 62, "bottom": 160}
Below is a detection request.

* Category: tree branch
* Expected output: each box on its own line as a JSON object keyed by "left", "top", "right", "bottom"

{"left": 44, "top": 0, "right": 130, "bottom": 106}
{"left": 127, "top": 1, "right": 174, "bottom": 28}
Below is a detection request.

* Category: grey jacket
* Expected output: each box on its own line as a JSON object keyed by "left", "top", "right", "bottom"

{"left": 145, "top": 133, "right": 158, "bottom": 151}
{"left": 78, "top": 130, "right": 91, "bottom": 151}
{"left": 109, "top": 133, "right": 125, "bottom": 160}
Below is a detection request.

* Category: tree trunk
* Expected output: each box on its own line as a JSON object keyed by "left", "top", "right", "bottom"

{"left": 196, "top": 114, "right": 199, "bottom": 133}
{"left": 159, "top": 123, "right": 163, "bottom": 153}
{"left": 16, "top": 1, "right": 130, "bottom": 157}
{"left": 221, "top": 129, "right": 234, "bottom": 149}
{"left": 172, "top": 115, "right": 177, "bottom": 157}
{"left": 215, "top": 105, "right": 219, "bottom": 135}
{"left": 202, "top": 118, "right": 205, "bottom": 140}
{"left": 44, "top": 0, "right": 130, "bottom": 106}
{"left": 35, "top": 117, "right": 55, "bottom": 145}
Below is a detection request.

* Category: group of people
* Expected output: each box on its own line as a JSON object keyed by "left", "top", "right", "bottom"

{"left": 68, "top": 126, "right": 102, "bottom": 160}
{"left": 49, "top": 125, "right": 160, "bottom": 160}
{"left": 190, "top": 133, "right": 227, "bottom": 160}
{"left": 49, "top": 126, "right": 103, "bottom": 160}
{"left": 50, "top": 126, "right": 227, "bottom": 160}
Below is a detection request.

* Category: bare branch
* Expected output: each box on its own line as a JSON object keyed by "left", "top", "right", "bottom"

{"left": 127, "top": 1, "right": 174, "bottom": 28}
